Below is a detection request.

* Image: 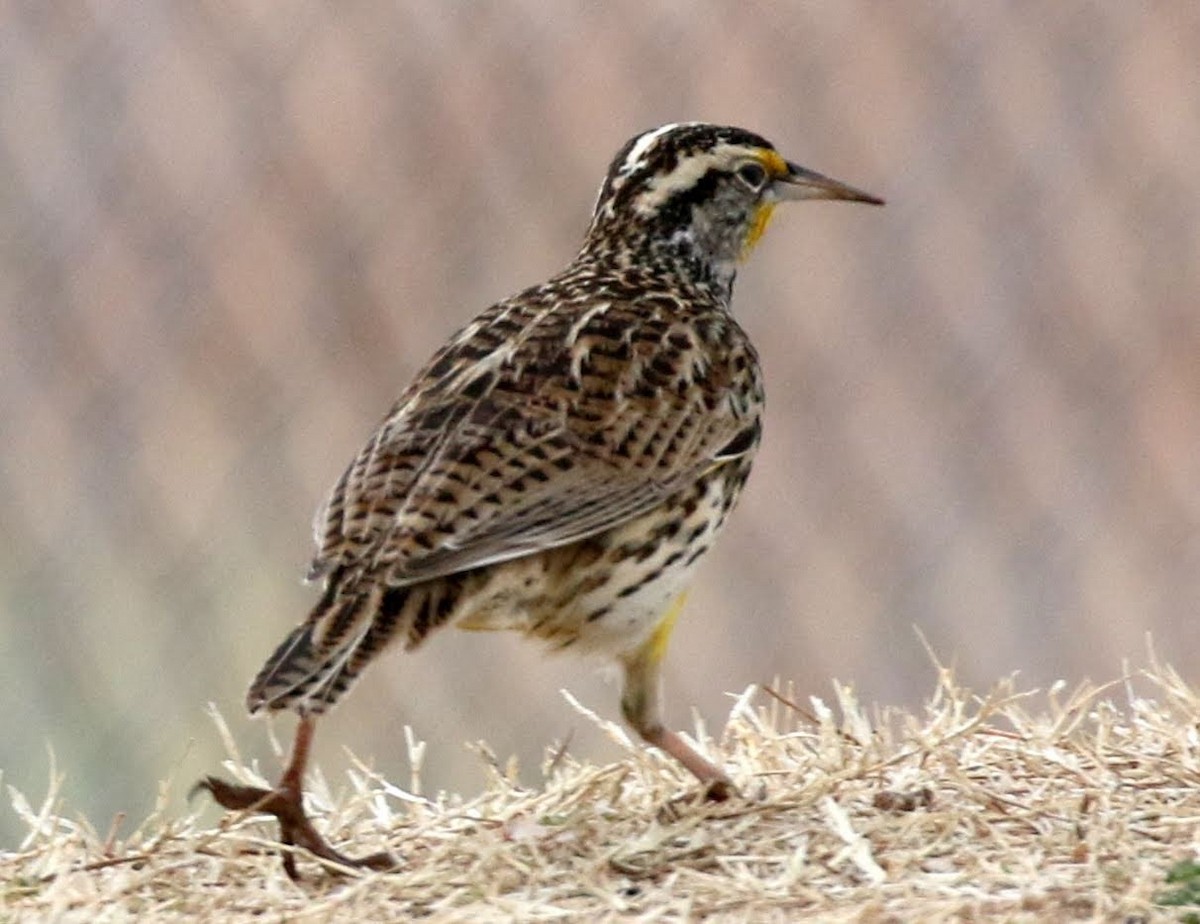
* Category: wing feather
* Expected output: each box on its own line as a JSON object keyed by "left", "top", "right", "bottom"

{"left": 308, "top": 287, "right": 761, "bottom": 588}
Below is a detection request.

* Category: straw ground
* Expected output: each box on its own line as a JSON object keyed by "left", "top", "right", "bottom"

{"left": 5, "top": 657, "right": 1200, "bottom": 922}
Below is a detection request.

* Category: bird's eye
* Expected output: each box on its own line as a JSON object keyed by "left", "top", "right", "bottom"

{"left": 736, "top": 162, "right": 768, "bottom": 191}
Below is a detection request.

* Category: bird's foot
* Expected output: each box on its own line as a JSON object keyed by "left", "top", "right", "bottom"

{"left": 194, "top": 775, "right": 396, "bottom": 881}
{"left": 701, "top": 777, "right": 738, "bottom": 802}
{"left": 655, "top": 775, "right": 741, "bottom": 823}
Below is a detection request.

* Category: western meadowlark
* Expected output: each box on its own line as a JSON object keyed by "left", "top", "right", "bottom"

{"left": 198, "top": 122, "right": 881, "bottom": 878}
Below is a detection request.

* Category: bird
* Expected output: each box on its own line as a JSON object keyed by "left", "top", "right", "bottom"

{"left": 197, "top": 122, "right": 882, "bottom": 878}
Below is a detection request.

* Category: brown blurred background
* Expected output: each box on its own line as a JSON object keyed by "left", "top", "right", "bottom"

{"left": 2, "top": 2, "right": 1198, "bottom": 845}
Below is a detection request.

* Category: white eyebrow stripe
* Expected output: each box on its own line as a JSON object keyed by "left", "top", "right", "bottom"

{"left": 632, "top": 143, "right": 747, "bottom": 215}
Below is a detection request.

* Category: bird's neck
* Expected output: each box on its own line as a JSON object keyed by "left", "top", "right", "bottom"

{"left": 575, "top": 229, "right": 737, "bottom": 305}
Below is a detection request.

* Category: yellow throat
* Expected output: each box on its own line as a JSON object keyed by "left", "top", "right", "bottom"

{"left": 741, "top": 202, "right": 777, "bottom": 261}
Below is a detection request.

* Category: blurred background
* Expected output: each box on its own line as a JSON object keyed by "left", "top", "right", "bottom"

{"left": 2, "top": 2, "right": 1198, "bottom": 846}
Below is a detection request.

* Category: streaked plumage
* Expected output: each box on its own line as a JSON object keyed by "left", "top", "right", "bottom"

{"left": 199, "top": 122, "right": 882, "bottom": 878}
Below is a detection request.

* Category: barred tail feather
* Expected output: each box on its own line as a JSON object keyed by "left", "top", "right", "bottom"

{"left": 246, "top": 589, "right": 378, "bottom": 715}
{"left": 245, "top": 579, "right": 462, "bottom": 717}
{"left": 245, "top": 620, "right": 320, "bottom": 714}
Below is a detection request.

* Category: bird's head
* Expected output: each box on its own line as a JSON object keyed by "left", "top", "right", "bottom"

{"left": 583, "top": 122, "right": 883, "bottom": 292}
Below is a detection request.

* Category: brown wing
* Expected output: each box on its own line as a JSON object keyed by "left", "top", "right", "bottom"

{"left": 308, "top": 287, "right": 761, "bottom": 588}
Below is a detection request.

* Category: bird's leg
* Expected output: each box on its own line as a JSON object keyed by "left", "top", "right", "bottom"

{"left": 196, "top": 715, "right": 394, "bottom": 879}
{"left": 620, "top": 595, "right": 736, "bottom": 802}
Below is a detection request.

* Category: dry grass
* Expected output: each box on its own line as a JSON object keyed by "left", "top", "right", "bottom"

{"left": 5, "top": 658, "right": 1200, "bottom": 922}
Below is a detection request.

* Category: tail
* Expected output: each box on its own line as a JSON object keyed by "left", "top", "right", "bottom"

{"left": 245, "top": 578, "right": 463, "bottom": 716}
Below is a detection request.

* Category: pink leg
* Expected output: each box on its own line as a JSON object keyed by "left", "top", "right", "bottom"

{"left": 620, "top": 603, "right": 735, "bottom": 801}
{"left": 196, "top": 715, "right": 395, "bottom": 879}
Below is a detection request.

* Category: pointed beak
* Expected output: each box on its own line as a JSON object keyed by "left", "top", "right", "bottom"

{"left": 774, "top": 161, "right": 884, "bottom": 206}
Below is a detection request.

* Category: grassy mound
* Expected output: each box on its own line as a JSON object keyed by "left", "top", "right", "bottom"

{"left": 5, "top": 659, "right": 1200, "bottom": 921}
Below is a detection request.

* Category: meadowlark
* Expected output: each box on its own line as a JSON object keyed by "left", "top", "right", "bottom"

{"left": 198, "top": 122, "right": 882, "bottom": 877}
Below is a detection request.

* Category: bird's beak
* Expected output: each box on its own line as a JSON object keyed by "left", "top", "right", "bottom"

{"left": 774, "top": 161, "right": 884, "bottom": 206}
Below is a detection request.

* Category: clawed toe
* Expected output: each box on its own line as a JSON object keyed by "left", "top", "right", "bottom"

{"left": 195, "top": 774, "right": 395, "bottom": 880}
{"left": 194, "top": 776, "right": 281, "bottom": 812}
